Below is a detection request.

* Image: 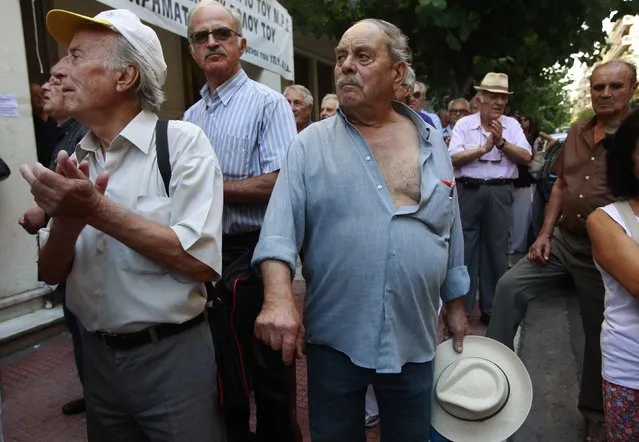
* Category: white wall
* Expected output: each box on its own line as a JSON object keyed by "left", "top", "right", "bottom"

{"left": 0, "top": 0, "right": 40, "bottom": 298}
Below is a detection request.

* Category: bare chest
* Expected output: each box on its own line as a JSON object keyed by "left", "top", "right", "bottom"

{"left": 362, "top": 128, "right": 421, "bottom": 207}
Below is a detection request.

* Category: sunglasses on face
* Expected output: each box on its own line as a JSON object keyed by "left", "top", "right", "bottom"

{"left": 189, "top": 27, "right": 242, "bottom": 45}
{"left": 412, "top": 91, "right": 423, "bottom": 98}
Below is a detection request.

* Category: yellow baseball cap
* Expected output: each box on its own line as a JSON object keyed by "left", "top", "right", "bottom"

{"left": 46, "top": 9, "right": 167, "bottom": 84}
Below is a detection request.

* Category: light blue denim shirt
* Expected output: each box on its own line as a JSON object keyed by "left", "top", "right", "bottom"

{"left": 252, "top": 102, "right": 469, "bottom": 373}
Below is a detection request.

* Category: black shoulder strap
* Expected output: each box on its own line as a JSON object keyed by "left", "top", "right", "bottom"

{"left": 155, "top": 119, "right": 171, "bottom": 196}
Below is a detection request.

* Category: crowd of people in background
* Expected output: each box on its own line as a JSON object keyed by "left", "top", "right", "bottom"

{"left": 17, "top": 0, "right": 639, "bottom": 441}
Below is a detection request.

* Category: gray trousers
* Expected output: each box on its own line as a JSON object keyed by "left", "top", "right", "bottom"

{"left": 83, "top": 321, "right": 226, "bottom": 442}
{"left": 510, "top": 186, "right": 533, "bottom": 253}
{"left": 487, "top": 226, "right": 605, "bottom": 419}
{"left": 458, "top": 183, "right": 514, "bottom": 315}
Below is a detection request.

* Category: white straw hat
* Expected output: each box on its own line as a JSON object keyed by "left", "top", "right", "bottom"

{"left": 474, "top": 72, "right": 513, "bottom": 95}
{"left": 432, "top": 336, "right": 533, "bottom": 442}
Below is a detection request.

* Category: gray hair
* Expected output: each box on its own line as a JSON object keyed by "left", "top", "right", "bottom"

{"left": 321, "top": 93, "right": 338, "bottom": 105}
{"left": 415, "top": 81, "right": 428, "bottom": 95}
{"left": 187, "top": 0, "right": 243, "bottom": 35}
{"left": 402, "top": 66, "right": 416, "bottom": 87}
{"left": 591, "top": 59, "right": 637, "bottom": 87}
{"left": 284, "top": 85, "right": 313, "bottom": 106}
{"left": 355, "top": 19, "right": 411, "bottom": 64}
{"left": 106, "top": 34, "right": 165, "bottom": 113}
{"left": 448, "top": 98, "right": 470, "bottom": 111}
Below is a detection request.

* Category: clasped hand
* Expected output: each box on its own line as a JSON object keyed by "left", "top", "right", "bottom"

{"left": 20, "top": 150, "right": 109, "bottom": 227}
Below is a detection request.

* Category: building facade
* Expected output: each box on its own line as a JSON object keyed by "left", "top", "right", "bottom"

{"left": 0, "top": 0, "right": 335, "bottom": 347}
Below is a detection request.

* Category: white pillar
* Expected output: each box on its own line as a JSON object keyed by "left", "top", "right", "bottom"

{"left": 0, "top": 0, "right": 40, "bottom": 299}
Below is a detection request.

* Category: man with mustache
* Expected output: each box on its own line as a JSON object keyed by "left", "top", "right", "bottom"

{"left": 487, "top": 60, "right": 638, "bottom": 442}
{"left": 448, "top": 73, "right": 532, "bottom": 325}
{"left": 183, "top": 1, "right": 298, "bottom": 441}
{"left": 285, "top": 84, "right": 314, "bottom": 132}
{"left": 23, "top": 8, "right": 225, "bottom": 440}
{"left": 19, "top": 75, "right": 88, "bottom": 416}
{"left": 252, "top": 19, "right": 469, "bottom": 441}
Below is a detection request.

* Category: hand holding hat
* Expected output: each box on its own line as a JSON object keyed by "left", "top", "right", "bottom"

{"left": 432, "top": 336, "right": 533, "bottom": 442}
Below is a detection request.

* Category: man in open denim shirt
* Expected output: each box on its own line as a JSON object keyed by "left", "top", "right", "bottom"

{"left": 252, "top": 19, "right": 469, "bottom": 442}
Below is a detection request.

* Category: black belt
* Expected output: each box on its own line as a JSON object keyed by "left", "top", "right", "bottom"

{"left": 94, "top": 314, "right": 205, "bottom": 350}
{"left": 458, "top": 177, "right": 514, "bottom": 187}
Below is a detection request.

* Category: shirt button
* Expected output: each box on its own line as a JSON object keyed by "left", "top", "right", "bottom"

{"left": 585, "top": 176, "right": 590, "bottom": 180}
{"left": 579, "top": 194, "right": 584, "bottom": 199}
{"left": 591, "top": 157, "right": 595, "bottom": 161}
{"left": 366, "top": 156, "right": 371, "bottom": 161}
{"left": 577, "top": 214, "right": 582, "bottom": 218}
{"left": 377, "top": 184, "right": 382, "bottom": 190}
{"left": 391, "top": 251, "right": 396, "bottom": 256}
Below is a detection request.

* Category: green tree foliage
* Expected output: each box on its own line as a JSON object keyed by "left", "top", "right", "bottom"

{"left": 281, "top": 0, "right": 638, "bottom": 113}
{"left": 508, "top": 66, "right": 571, "bottom": 133}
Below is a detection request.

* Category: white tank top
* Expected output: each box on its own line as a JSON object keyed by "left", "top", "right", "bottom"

{"left": 596, "top": 203, "right": 639, "bottom": 389}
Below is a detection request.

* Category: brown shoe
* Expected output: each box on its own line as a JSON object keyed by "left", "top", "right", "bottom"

{"left": 585, "top": 418, "right": 607, "bottom": 442}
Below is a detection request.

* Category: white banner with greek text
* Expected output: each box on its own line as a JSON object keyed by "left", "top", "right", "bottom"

{"left": 96, "top": 0, "right": 294, "bottom": 80}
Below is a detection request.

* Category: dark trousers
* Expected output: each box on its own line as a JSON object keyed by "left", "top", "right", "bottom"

{"left": 458, "top": 183, "right": 514, "bottom": 315}
{"left": 223, "top": 232, "right": 301, "bottom": 442}
{"left": 306, "top": 344, "right": 433, "bottom": 442}
{"left": 61, "top": 284, "right": 84, "bottom": 389}
{"left": 487, "top": 226, "right": 605, "bottom": 420}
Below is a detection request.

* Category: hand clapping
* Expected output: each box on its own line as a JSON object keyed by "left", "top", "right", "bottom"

{"left": 19, "top": 150, "right": 109, "bottom": 224}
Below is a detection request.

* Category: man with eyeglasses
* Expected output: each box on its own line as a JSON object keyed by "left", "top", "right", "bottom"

{"left": 448, "top": 73, "right": 531, "bottom": 325}
{"left": 410, "top": 81, "right": 442, "bottom": 131}
{"left": 442, "top": 98, "right": 470, "bottom": 145}
{"left": 183, "top": 2, "right": 298, "bottom": 442}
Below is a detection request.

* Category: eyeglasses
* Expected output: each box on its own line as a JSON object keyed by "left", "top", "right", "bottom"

{"left": 450, "top": 109, "right": 469, "bottom": 115}
{"left": 412, "top": 91, "right": 423, "bottom": 98}
{"left": 189, "top": 27, "right": 242, "bottom": 45}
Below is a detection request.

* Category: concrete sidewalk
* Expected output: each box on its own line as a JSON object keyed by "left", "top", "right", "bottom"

{"left": 0, "top": 280, "right": 487, "bottom": 442}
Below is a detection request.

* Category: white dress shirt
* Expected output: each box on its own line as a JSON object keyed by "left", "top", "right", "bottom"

{"left": 448, "top": 113, "right": 531, "bottom": 180}
{"left": 42, "top": 111, "right": 224, "bottom": 333}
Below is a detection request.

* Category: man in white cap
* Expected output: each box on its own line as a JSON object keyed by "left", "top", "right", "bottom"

{"left": 448, "top": 72, "right": 532, "bottom": 324}
{"left": 20, "top": 8, "right": 225, "bottom": 440}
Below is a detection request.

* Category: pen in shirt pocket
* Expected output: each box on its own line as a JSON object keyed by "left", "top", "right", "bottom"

{"left": 441, "top": 179, "right": 456, "bottom": 199}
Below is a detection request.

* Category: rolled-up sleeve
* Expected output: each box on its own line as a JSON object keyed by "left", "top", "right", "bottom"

{"left": 252, "top": 137, "right": 306, "bottom": 275}
{"left": 440, "top": 185, "right": 470, "bottom": 302}
{"left": 257, "top": 96, "right": 297, "bottom": 174}
{"left": 169, "top": 127, "right": 224, "bottom": 277}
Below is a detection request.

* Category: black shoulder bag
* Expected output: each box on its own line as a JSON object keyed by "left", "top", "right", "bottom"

{"left": 155, "top": 120, "right": 253, "bottom": 411}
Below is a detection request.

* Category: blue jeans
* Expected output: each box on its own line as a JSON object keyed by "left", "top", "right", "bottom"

{"left": 306, "top": 344, "right": 433, "bottom": 442}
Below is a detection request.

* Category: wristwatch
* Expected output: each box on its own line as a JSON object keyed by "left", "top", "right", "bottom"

{"left": 497, "top": 139, "right": 507, "bottom": 150}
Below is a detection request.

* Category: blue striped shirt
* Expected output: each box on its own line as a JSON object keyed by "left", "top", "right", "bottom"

{"left": 253, "top": 103, "right": 469, "bottom": 373}
{"left": 183, "top": 70, "right": 297, "bottom": 234}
